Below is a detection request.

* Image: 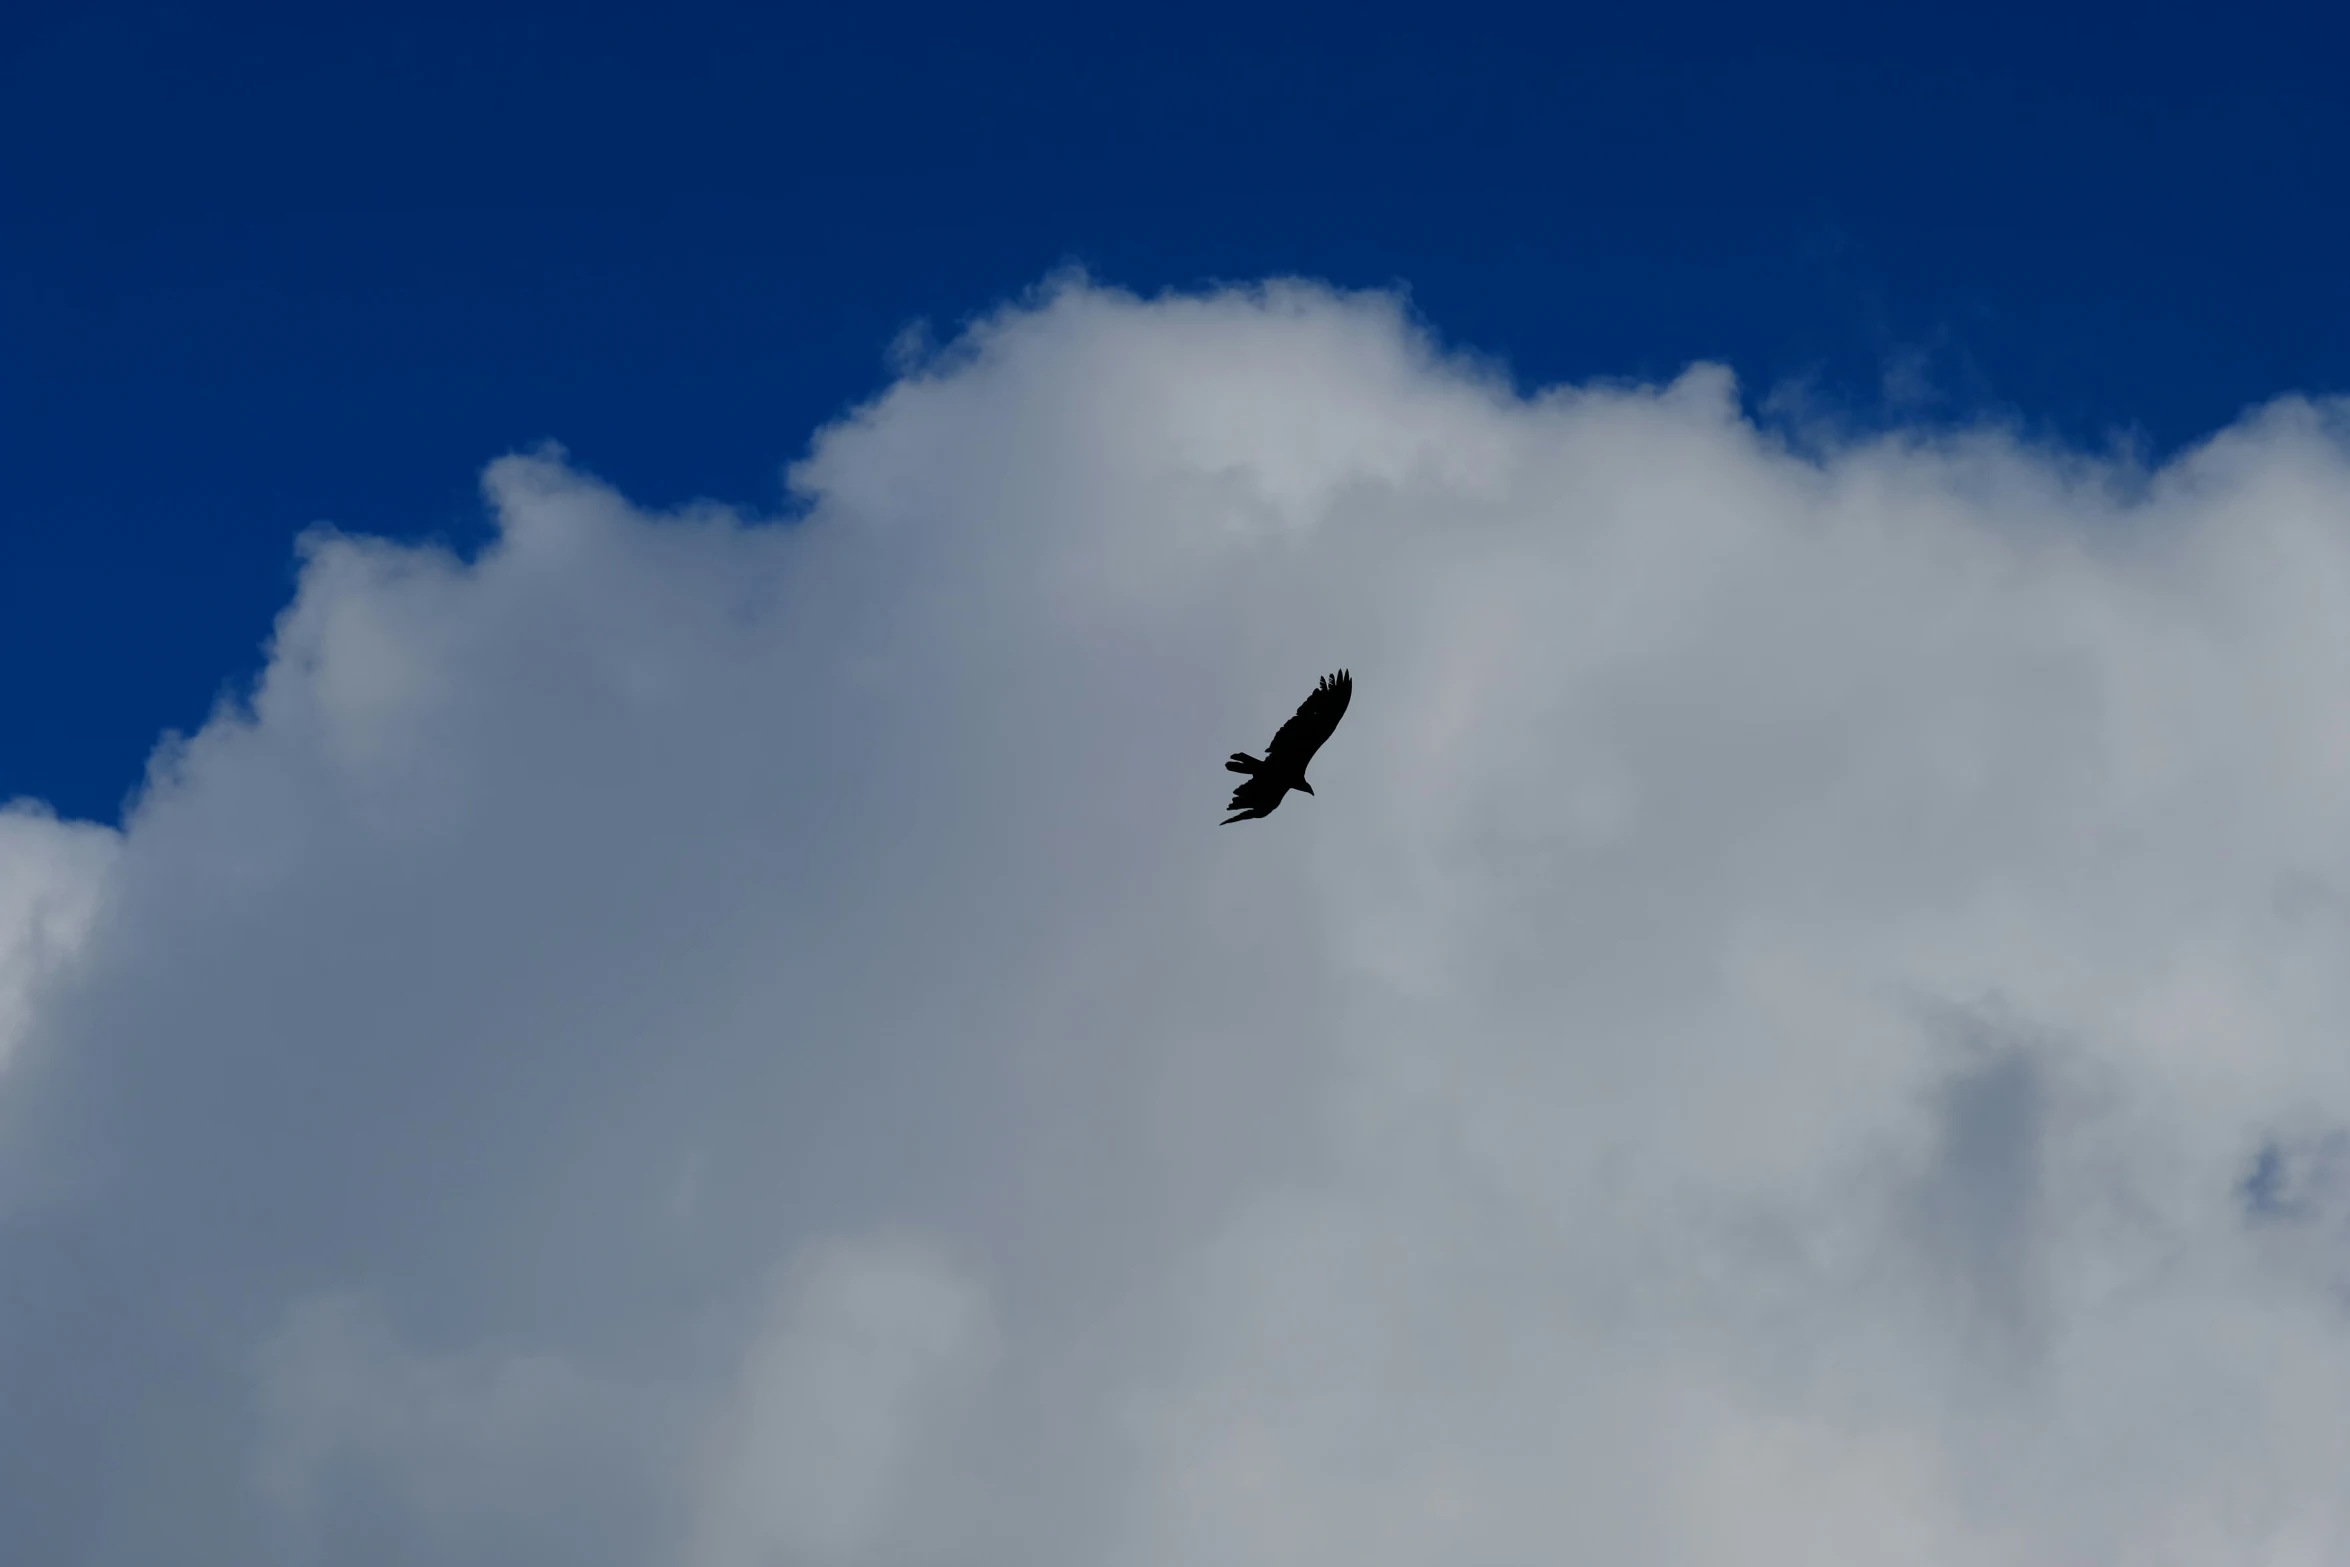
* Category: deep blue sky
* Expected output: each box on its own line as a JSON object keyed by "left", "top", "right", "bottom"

{"left": 6, "top": 0, "right": 2346, "bottom": 823}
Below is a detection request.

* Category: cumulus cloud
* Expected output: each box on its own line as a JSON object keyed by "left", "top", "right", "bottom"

{"left": 0, "top": 800, "right": 116, "bottom": 1071}
{"left": 7, "top": 277, "right": 2350, "bottom": 1563}
{"left": 691, "top": 1236, "right": 992, "bottom": 1567}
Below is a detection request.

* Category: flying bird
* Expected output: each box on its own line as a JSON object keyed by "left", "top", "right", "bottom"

{"left": 1222, "top": 669, "right": 1352, "bottom": 824}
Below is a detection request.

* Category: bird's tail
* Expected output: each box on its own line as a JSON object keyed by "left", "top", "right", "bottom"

{"left": 1225, "top": 753, "right": 1261, "bottom": 775}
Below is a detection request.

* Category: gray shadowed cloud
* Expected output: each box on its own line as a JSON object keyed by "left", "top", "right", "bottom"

{"left": 7, "top": 276, "right": 2350, "bottom": 1562}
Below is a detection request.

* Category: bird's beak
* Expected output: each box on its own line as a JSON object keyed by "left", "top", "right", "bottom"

{"left": 1297, "top": 781, "right": 1315, "bottom": 795}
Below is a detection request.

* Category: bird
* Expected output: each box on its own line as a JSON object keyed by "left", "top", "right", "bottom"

{"left": 1221, "top": 669, "right": 1352, "bottom": 824}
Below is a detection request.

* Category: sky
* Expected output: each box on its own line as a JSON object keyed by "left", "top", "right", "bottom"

{"left": 7, "top": 0, "right": 2349, "bottom": 822}
{"left": 10, "top": 4, "right": 2350, "bottom": 1564}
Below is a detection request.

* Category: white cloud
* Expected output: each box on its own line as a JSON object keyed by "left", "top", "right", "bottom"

{"left": 251, "top": 1291, "right": 675, "bottom": 1564}
{"left": 6, "top": 277, "right": 2350, "bottom": 1563}
{"left": 691, "top": 1235, "right": 992, "bottom": 1567}
{"left": 0, "top": 799, "right": 115, "bottom": 1071}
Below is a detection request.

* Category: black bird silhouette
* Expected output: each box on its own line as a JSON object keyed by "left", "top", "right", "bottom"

{"left": 1222, "top": 669, "right": 1352, "bottom": 824}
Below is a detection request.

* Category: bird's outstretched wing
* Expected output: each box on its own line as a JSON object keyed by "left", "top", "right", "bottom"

{"left": 1262, "top": 669, "right": 1352, "bottom": 769}
{"left": 1221, "top": 773, "right": 1283, "bottom": 821}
